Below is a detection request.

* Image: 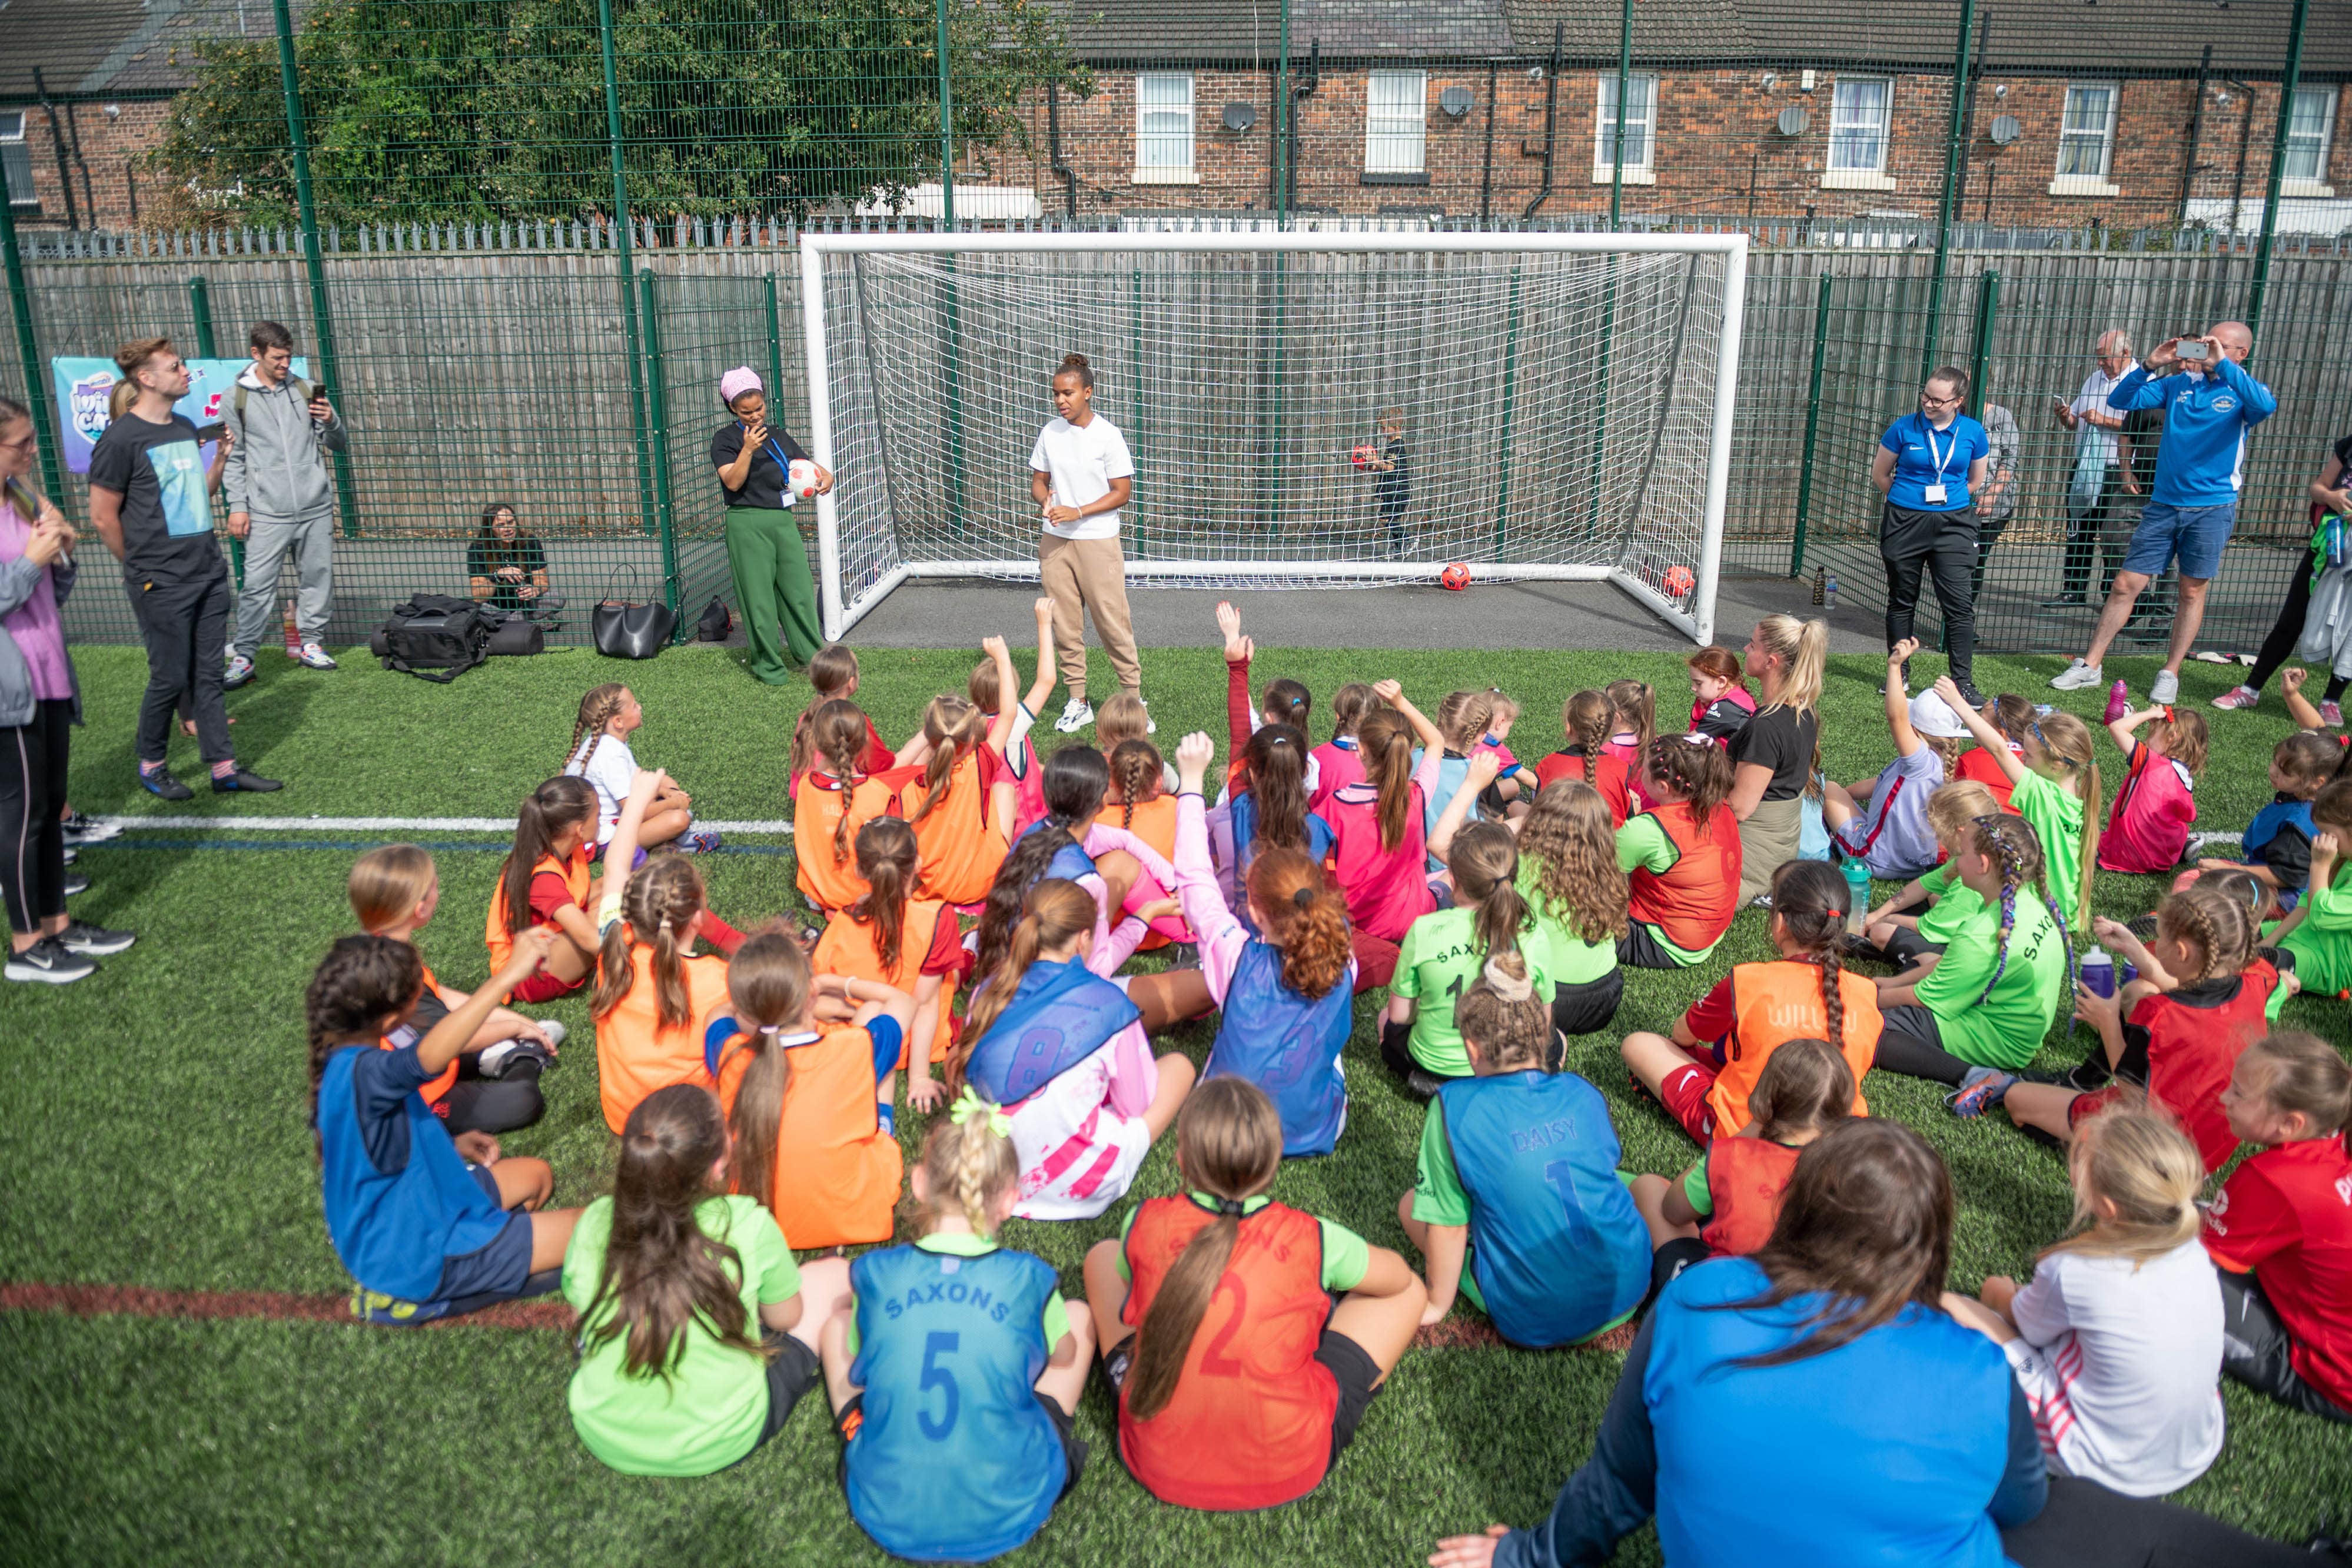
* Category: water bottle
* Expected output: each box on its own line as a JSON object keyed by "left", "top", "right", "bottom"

{"left": 2080, "top": 945, "right": 2115, "bottom": 999}
{"left": 2119, "top": 961, "right": 2140, "bottom": 988}
{"left": 1842, "top": 858, "right": 1872, "bottom": 936}
{"left": 1810, "top": 565, "right": 1826, "bottom": 606}
{"left": 2104, "top": 679, "right": 2130, "bottom": 724}
{"left": 1824, "top": 573, "right": 1839, "bottom": 610}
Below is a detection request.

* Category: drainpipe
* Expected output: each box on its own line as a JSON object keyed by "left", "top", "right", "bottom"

{"left": 1479, "top": 61, "right": 1497, "bottom": 225}
{"left": 1288, "top": 38, "right": 1319, "bottom": 214}
{"left": 1047, "top": 82, "right": 1077, "bottom": 221}
{"left": 64, "top": 102, "right": 95, "bottom": 226}
{"left": 1523, "top": 22, "right": 1562, "bottom": 221}
{"left": 2178, "top": 44, "right": 2212, "bottom": 227}
{"left": 33, "top": 69, "right": 78, "bottom": 230}
{"left": 2227, "top": 79, "right": 2255, "bottom": 235}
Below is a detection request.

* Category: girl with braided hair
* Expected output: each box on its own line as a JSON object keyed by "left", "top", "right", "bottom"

{"left": 1622, "top": 859, "right": 1880, "bottom": 1144}
{"left": 1097, "top": 735, "right": 1192, "bottom": 948}
{"left": 1535, "top": 689, "right": 1636, "bottom": 825}
{"left": 1938, "top": 676, "right": 2101, "bottom": 932}
{"left": 563, "top": 683, "right": 708, "bottom": 853}
{"left": 1953, "top": 884, "right": 2280, "bottom": 1171}
{"left": 897, "top": 682, "right": 1016, "bottom": 908}
{"left": 590, "top": 845, "right": 732, "bottom": 1135}
{"left": 820, "top": 1092, "right": 1097, "bottom": 1561}
{"left": 1614, "top": 733, "right": 1743, "bottom": 969}
{"left": 792, "top": 697, "right": 908, "bottom": 915}
{"left": 1875, "top": 813, "right": 2069, "bottom": 1087}
{"left": 813, "top": 817, "right": 963, "bottom": 1113}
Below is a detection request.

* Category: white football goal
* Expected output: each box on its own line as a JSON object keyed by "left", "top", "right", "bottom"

{"left": 797, "top": 229, "right": 1746, "bottom": 645}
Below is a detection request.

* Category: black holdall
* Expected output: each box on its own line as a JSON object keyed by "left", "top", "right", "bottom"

{"left": 483, "top": 612, "right": 545, "bottom": 657}
{"left": 592, "top": 568, "right": 676, "bottom": 660}
{"left": 695, "top": 596, "right": 733, "bottom": 643}
{"left": 370, "top": 594, "right": 492, "bottom": 683}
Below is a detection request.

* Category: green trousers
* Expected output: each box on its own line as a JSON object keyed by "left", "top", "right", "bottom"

{"left": 725, "top": 506, "right": 824, "bottom": 682}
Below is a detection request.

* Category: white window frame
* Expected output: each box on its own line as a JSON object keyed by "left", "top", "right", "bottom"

{"left": 0, "top": 111, "right": 34, "bottom": 212}
{"left": 1132, "top": 72, "right": 1196, "bottom": 184}
{"left": 2285, "top": 84, "right": 2338, "bottom": 197}
{"left": 2050, "top": 81, "right": 2121, "bottom": 197}
{"left": 1592, "top": 72, "right": 1658, "bottom": 184}
{"left": 1364, "top": 69, "right": 1428, "bottom": 176}
{"left": 1823, "top": 77, "right": 1896, "bottom": 191}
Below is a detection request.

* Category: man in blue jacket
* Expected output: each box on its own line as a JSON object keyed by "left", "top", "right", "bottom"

{"left": 2049, "top": 320, "right": 2274, "bottom": 705}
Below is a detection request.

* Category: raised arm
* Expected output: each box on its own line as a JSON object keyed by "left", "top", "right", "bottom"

{"left": 1884, "top": 639, "right": 1922, "bottom": 757}
{"left": 1172, "top": 733, "right": 1246, "bottom": 1001}
{"left": 595, "top": 767, "right": 671, "bottom": 930}
{"left": 1429, "top": 750, "right": 1501, "bottom": 865}
{"left": 1374, "top": 679, "right": 1445, "bottom": 753}
{"left": 1932, "top": 676, "right": 2026, "bottom": 785}
{"left": 1021, "top": 596, "right": 1057, "bottom": 717}
{"left": 2281, "top": 666, "right": 2325, "bottom": 730}
{"left": 1218, "top": 602, "right": 1255, "bottom": 759}
{"left": 2105, "top": 705, "right": 2161, "bottom": 756}
{"left": 982, "top": 634, "right": 1019, "bottom": 752}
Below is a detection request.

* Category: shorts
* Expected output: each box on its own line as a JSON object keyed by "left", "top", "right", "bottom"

{"left": 1645, "top": 1237, "right": 1710, "bottom": 1317}
{"left": 1551, "top": 969, "right": 1626, "bottom": 1037}
{"left": 1105, "top": 1328, "right": 1380, "bottom": 1480}
{"left": 1657, "top": 1061, "right": 1720, "bottom": 1142}
{"left": 739, "top": 1331, "right": 822, "bottom": 1463}
{"left": 2121, "top": 500, "right": 2237, "bottom": 581}
{"left": 509, "top": 966, "right": 586, "bottom": 1006}
{"left": 1617, "top": 921, "right": 1697, "bottom": 971}
{"left": 2065, "top": 1085, "right": 2124, "bottom": 1131}
{"left": 835, "top": 1366, "right": 1082, "bottom": 1490}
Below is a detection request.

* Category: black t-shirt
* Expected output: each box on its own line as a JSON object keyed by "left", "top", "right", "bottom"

{"left": 85, "top": 411, "right": 224, "bottom": 585}
{"left": 2332, "top": 431, "right": 2352, "bottom": 477}
{"left": 1376, "top": 437, "right": 1410, "bottom": 509}
{"left": 710, "top": 420, "right": 812, "bottom": 510}
{"left": 1727, "top": 702, "right": 1818, "bottom": 803}
{"left": 466, "top": 534, "right": 549, "bottom": 609}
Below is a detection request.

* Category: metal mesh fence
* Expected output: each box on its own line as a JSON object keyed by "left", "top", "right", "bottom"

{"left": 1, "top": 0, "right": 2343, "bottom": 654}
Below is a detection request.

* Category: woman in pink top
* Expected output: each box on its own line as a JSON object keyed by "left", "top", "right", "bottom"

{"left": 1, "top": 397, "right": 127, "bottom": 985}
{"left": 1314, "top": 703, "right": 1444, "bottom": 991}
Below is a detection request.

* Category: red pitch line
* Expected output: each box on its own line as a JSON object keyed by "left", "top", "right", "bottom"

{"left": 1, "top": 1281, "right": 1634, "bottom": 1354}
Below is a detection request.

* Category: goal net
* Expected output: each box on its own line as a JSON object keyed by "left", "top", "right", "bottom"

{"left": 798, "top": 230, "right": 1745, "bottom": 645}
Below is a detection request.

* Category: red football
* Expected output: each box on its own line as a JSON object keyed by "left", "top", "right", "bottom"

{"left": 1663, "top": 564, "right": 1696, "bottom": 596}
{"left": 1440, "top": 562, "right": 1471, "bottom": 592}
{"left": 1350, "top": 443, "right": 1377, "bottom": 470}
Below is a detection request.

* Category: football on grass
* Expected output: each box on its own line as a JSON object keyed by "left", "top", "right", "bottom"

{"left": 1440, "top": 563, "right": 1471, "bottom": 592}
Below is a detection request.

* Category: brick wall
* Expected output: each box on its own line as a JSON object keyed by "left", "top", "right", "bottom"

{"left": 995, "top": 65, "right": 2347, "bottom": 231}
{"left": 4, "top": 101, "right": 175, "bottom": 231}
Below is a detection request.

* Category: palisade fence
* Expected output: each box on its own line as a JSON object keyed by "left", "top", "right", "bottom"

{"left": 0, "top": 0, "right": 2343, "bottom": 655}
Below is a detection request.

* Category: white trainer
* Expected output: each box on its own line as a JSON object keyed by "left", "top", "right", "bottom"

{"left": 2148, "top": 669, "right": 2180, "bottom": 706}
{"left": 2048, "top": 659, "right": 2104, "bottom": 692}
{"left": 1054, "top": 698, "right": 1095, "bottom": 734}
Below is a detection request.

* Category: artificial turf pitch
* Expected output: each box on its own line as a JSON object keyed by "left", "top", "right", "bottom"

{"left": 3, "top": 638, "right": 2348, "bottom": 1566}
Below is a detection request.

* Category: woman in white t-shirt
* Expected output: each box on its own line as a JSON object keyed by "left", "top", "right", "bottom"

{"left": 564, "top": 683, "right": 717, "bottom": 855}
{"left": 1029, "top": 353, "right": 1141, "bottom": 736}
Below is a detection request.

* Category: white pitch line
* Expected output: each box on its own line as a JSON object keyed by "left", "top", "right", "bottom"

{"left": 99, "top": 815, "right": 796, "bottom": 835}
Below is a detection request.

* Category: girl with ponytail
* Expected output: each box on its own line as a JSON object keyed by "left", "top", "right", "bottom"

{"left": 1537, "top": 689, "right": 1636, "bottom": 825}
{"left": 898, "top": 676, "right": 1018, "bottom": 906}
{"left": 1939, "top": 675, "right": 2101, "bottom": 932}
{"left": 590, "top": 770, "right": 735, "bottom": 1134}
{"left": 561, "top": 1083, "right": 849, "bottom": 1476}
{"left": 714, "top": 930, "right": 914, "bottom": 1249}
{"left": 1728, "top": 614, "right": 1829, "bottom": 903}
{"left": 1400, "top": 952, "right": 1651, "bottom": 1349}
{"left": 1315, "top": 689, "right": 1447, "bottom": 989}
{"left": 787, "top": 645, "right": 897, "bottom": 797}
{"left": 792, "top": 696, "right": 906, "bottom": 915}
{"left": 1084, "top": 1077, "right": 1426, "bottom": 1510}
{"left": 1165, "top": 732, "right": 1354, "bottom": 1156}
{"left": 1617, "top": 733, "right": 1743, "bottom": 969}
{"left": 954, "top": 878, "right": 1195, "bottom": 1220}
{"left": 1383, "top": 819, "right": 1544, "bottom": 1095}
{"left": 1098, "top": 733, "right": 1194, "bottom": 948}
{"left": 1309, "top": 680, "right": 1378, "bottom": 810}
{"left": 1622, "top": 858, "right": 1880, "bottom": 1144}
{"left": 1227, "top": 723, "right": 1335, "bottom": 912}
{"left": 823, "top": 1094, "right": 1097, "bottom": 1562}
{"left": 966, "top": 599, "right": 1059, "bottom": 835}
{"left": 484, "top": 773, "right": 602, "bottom": 1004}
{"left": 814, "top": 816, "right": 962, "bottom": 1113}
{"left": 1875, "top": 813, "right": 2068, "bottom": 1088}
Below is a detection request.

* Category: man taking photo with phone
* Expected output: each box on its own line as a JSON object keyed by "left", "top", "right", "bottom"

{"left": 2048, "top": 320, "right": 2274, "bottom": 706}
{"left": 222, "top": 319, "right": 347, "bottom": 685}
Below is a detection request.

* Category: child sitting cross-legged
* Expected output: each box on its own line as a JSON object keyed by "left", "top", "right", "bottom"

{"left": 2098, "top": 703, "right": 2207, "bottom": 875}
{"left": 1384, "top": 817, "right": 1554, "bottom": 1098}
{"left": 1536, "top": 690, "right": 1637, "bottom": 826}
{"left": 814, "top": 817, "right": 961, "bottom": 1115}
{"left": 821, "top": 1097, "right": 1096, "bottom": 1563}
{"left": 1686, "top": 646, "right": 1756, "bottom": 747}
{"left": 1822, "top": 639, "right": 1969, "bottom": 880}
{"left": 1936, "top": 676, "right": 2100, "bottom": 936}
{"left": 2177, "top": 732, "right": 2335, "bottom": 912}
{"left": 564, "top": 683, "right": 713, "bottom": 855}
{"left": 1945, "top": 1104, "right": 2225, "bottom": 1496}
{"left": 1315, "top": 700, "right": 1446, "bottom": 990}
{"left": 1632, "top": 1035, "right": 1853, "bottom": 1295}
{"left": 898, "top": 679, "right": 1018, "bottom": 908}
{"left": 1621, "top": 859, "right": 1878, "bottom": 1144}
{"left": 2271, "top": 778, "right": 2352, "bottom": 998}
{"left": 1614, "top": 734, "right": 1743, "bottom": 969}
{"left": 1854, "top": 778, "right": 2004, "bottom": 970}
{"left": 484, "top": 776, "right": 603, "bottom": 1005}
{"left": 561, "top": 1083, "right": 852, "bottom": 1476}
{"left": 1398, "top": 952, "right": 1652, "bottom": 1350}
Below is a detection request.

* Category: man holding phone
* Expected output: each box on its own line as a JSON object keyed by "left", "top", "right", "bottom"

{"left": 222, "top": 319, "right": 347, "bottom": 686}
{"left": 2049, "top": 321, "right": 2274, "bottom": 705}
{"left": 2045, "top": 330, "right": 2134, "bottom": 609}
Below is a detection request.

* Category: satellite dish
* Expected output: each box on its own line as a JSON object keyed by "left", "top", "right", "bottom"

{"left": 1776, "top": 105, "right": 1810, "bottom": 138}
{"left": 1440, "top": 85, "right": 1473, "bottom": 118}
{"left": 1222, "top": 102, "right": 1257, "bottom": 132}
{"left": 1989, "top": 114, "right": 2022, "bottom": 145}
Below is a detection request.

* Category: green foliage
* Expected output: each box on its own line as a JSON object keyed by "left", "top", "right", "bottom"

{"left": 156, "top": 0, "right": 1084, "bottom": 228}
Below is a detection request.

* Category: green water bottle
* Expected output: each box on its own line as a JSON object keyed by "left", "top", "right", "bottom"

{"left": 1841, "top": 857, "right": 1871, "bottom": 936}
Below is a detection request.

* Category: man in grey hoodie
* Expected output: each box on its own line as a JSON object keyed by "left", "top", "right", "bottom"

{"left": 222, "top": 320, "right": 348, "bottom": 684}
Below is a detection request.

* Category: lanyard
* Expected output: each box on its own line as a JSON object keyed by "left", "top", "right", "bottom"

{"left": 740, "top": 423, "right": 792, "bottom": 478}
{"left": 1917, "top": 414, "right": 1957, "bottom": 482}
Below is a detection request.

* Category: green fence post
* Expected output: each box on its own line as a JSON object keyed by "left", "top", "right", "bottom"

{"left": 1609, "top": 0, "right": 1632, "bottom": 227}
{"left": 271, "top": 0, "right": 358, "bottom": 540}
{"left": 1966, "top": 267, "right": 2000, "bottom": 421}
{"left": 935, "top": 0, "right": 956, "bottom": 234}
{"left": 636, "top": 267, "right": 680, "bottom": 627}
{"left": 1789, "top": 272, "right": 1833, "bottom": 577}
{"left": 1921, "top": 0, "right": 1979, "bottom": 381}
{"left": 0, "top": 196, "right": 61, "bottom": 503}
{"left": 598, "top": 0, "right": 660, "bottom": 545}
{"left": 2247, "top": 0, "right": 2311, "bottom": 334}
{"left": 1275, "top": 0, "right": 1290, "bottom": 228}
{"left": 188, "top": 274, "right": 245, "bottom": 586}
{"left": 762, "top": 273, "right": 786, "bottom": 424}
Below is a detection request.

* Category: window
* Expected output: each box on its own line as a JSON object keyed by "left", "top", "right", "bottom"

{"left": 1828, "top": 78, "right": 1891, "bottom": 175}
{"left": 2285, "top": 85, "right": 2338, "bottom": 192}
{"left": 1364, "top": 70, "right": 1427, "bottom": 177}
{"left": 1, "top": 111, "right": 33, "bottom": 212}
{"left": 1593, "top": 73, "right": 1657, "bottom": 182}
{"left": 1134, "top": 72, "right": 1194, "bottom": 182}
{"left": 2054, "top": 82, "right": 2118, "bottom": 192}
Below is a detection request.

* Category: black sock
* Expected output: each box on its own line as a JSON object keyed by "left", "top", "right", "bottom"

{"left": 2327, "top": 675, "right": 2349, "bottom": 704}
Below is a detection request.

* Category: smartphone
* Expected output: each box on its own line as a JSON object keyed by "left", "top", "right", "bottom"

{"left": 192, "top": 421, "right": 226, "bottom": 444}
{"left": 2175, "top": 339, "right": 2209, "bottom": 363}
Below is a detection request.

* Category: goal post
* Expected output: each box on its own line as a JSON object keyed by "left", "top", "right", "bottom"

{"left": 798, "top": 229, "right": 1746, "bottom": 646}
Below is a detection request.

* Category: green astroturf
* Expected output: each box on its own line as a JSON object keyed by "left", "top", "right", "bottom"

{"left": 2, "top": 640, "right": 2348, "bottom": 1564}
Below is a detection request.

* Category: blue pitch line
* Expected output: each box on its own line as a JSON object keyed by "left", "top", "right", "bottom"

{"left": 78, "top": 840, "right": 791, "bottom": 857}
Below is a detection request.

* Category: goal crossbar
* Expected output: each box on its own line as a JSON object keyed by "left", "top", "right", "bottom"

{"left": 799, "top": 230, "right": 1747, "bottom": 645}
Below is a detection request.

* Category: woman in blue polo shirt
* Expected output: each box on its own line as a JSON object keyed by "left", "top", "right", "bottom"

{"left": 1872, "top": 367, "right": 1990, "bottom": 707}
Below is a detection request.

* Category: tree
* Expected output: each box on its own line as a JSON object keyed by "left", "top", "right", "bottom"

{"left": 156, "top": 0, "right": 1084, "bottom": 228}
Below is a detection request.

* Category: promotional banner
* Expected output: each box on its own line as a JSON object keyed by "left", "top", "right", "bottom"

{"left": 48, "top": 356, "right": 310, "bottom": 475}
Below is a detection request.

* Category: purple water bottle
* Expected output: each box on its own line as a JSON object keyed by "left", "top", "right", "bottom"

{"left": 2104, "top": 680, "right": 2130, "bottom": 724}
{"left": 2080, "top": 945, "right": 2115, "bottom": 999}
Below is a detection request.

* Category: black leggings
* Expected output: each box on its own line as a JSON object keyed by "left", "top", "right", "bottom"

{"left": 2247, "top": 543, "right": 2323, "bottom": 696}
{"left": 1871, "top": 1005, "right": 1977, "bottom": 1085}
{"left": 1, "top": 699, "right": 72, "bottom": 935}
{"left": 2001, "top": 1477, "right": 2316, "bottom": 1567}
{"left": 439, "top": 1056, "right": 546, "bottom": 1136}
{"left": 2217, "top": 1267, "right": 2352, "bottom": 1424}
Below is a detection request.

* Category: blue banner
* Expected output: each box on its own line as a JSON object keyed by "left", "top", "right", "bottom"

{"left": 49, "top": 356, "right": 309, "bottom": 476}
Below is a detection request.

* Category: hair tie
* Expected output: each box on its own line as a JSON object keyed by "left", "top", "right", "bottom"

{"left": 949, "top": 1085, "right": 1012, "bottom": 1139}
{"left": 1292, "top": 886, "right": 1316, "bottom": 910}
{"left": 756, "top": 1023, "right": 785, "bottom": 1037}
{"left": 1481, "top": 954, "right": 1534, "bottom": 1002}
{"left": 1215, "top": 1197, "right": 1247, "bottom": 1218}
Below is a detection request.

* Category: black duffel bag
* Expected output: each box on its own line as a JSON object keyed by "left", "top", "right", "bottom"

{"left": 370, "top": 593, "right": 493, "bottom": 683}
{"left": 592, "top": 569, "right": 676, "bottom": 660}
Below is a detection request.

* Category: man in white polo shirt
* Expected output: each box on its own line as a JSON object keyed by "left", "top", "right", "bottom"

{"left": 1028, "top": 351, "right": 1142, "bottom": 733}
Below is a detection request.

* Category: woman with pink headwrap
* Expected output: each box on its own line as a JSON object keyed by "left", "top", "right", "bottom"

{"left": 711, "top": 366, "right": 832, "bottom": 682}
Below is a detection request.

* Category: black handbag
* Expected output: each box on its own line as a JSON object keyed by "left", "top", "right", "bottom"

{"left": 695, "top": 596, "right": 733, "bottom": 643}
{"left": 592, "top": 569, "right": 676, "bottom": 659}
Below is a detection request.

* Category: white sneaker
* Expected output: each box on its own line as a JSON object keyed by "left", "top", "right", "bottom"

{"left": 2148, "top": 669, "right": 2180, "bottom": 706}
{"left": 2049, "top": 659, "right": 2104, "bottom": 692}
{"left": 296, "top": 642, "right": 338, "bottom": 670}
{"left": 1054, "top": 697, "right": 1094, "bottom": 734}
{"left": 222, "top": 653, "right": 256, "bottom": 689}
{"left": 1136, "top": 698, "right": 1155, "bottom": 735}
